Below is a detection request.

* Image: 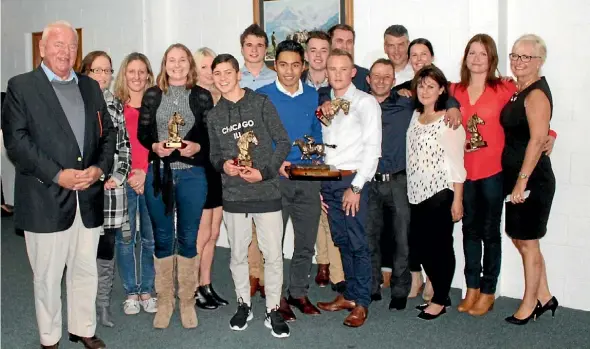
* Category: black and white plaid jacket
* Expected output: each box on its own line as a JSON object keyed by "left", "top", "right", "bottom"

{"left": 103, "top": 90, "right": 131, "bottom": 230}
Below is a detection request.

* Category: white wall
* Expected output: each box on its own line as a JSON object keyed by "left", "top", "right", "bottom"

{"left": 1, "top": 0, "right": 588, "bottom": 310}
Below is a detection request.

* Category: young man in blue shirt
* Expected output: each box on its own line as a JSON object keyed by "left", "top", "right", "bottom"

{"left": 258, "top": 41, "right": 324, "bottom": 322}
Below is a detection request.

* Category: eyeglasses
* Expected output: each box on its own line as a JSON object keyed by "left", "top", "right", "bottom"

{"left": 89, "top": 68, "right": 114, "bottom": 75}
{"left": 508, "top": 53, "right": 541, "bottom": 63}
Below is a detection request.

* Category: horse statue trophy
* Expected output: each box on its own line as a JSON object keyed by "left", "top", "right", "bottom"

{"left": 233, "top": 130, "right": 258, "bottom": 167}
{"left": 465, "top": 113, "right": 487, "bottom": 152}
{"left": 315, "top": 98, "right": 351, "bottom": 127}
{"left": 286, "top": 135, "right": 341, "bottom": 180}
{"left": 165, "top": 112, "right": 187, "bottom": 148}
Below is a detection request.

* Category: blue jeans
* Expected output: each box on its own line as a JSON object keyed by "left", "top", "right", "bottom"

{"left": 321, "top": 175, "right": 371, "bottom": 308}
{"left": 144, "top": 165, "right": 207, "bottom": 258}
{"left": 115, "top": 184, "right": 155, "bottom": 295}
{"left": 462, "top": 172, "right": 503, "bottom": 294}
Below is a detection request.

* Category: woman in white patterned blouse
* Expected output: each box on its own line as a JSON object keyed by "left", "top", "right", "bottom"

{"left": 406, "top": 65, "right": 466, "bottom": 320}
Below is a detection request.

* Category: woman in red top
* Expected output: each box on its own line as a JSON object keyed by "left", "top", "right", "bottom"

{"left": 450, "top": 34, "right": 556, "bottom": 316}
{"left": 113, "top": 53, "right": 159, "bottom": 316}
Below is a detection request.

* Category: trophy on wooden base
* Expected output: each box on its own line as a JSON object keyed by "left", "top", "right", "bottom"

{"left": 233, "top": 130, "right": 258, "bottom": 167}
{"left": 465, "top": 113, "right": 488, "bottom": 152}
{"left": 285, "top": 135, "right": 341, "bottom": 180}
{"left": 315, "top": 98, "right": 351, "bottom": 127}
{"left": 165, "top": 112, "right": 187, "bottom": 149}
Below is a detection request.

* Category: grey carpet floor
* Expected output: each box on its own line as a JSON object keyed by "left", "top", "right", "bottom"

{"left": 2, "top": 216, "right": 590, "bottom": 349}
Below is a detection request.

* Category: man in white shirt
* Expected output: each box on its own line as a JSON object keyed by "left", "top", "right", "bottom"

{"left": 383, "top": 25, "right": 414, "bottom": 85}
{"left": 315, "top": 49, "right": 382, "bottom": 328}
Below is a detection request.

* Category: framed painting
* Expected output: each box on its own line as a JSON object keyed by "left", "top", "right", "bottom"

{"left": 253, "top": 0, "right": 353, "bottom": 64}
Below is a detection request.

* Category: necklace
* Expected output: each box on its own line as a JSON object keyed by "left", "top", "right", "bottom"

{"left": 170, "top": 86, "right": 184, "bottom": 106}
{"left": 510, "top": 78, "right": 539, "bottom": 102}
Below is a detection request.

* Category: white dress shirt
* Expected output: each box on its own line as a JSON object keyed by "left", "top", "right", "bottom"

{"left": 406, "top": 111, "right": 466, "bottom": 204}
{"left": 275, "top": 79, "right": 304, "bottom": 97}
{"left": 395, "top": 62, "right": 415, "bottom": 86}
{"left": 322, "top": 83, "right": 382, "bottom": 189}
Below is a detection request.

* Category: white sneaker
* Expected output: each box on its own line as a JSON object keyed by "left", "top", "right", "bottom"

{"left": 140, "top": 297, "right": 158, "bottom": 313}
{"left": 123, "top": 299, "right": 141, "bottom": 315}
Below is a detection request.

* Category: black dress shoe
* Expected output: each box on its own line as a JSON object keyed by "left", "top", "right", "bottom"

{"left": 68, "top": 333, "right": 105, "bottom": 349}
{"left": 371, "top": 292, "right": 382, "bottom": 302}
{"left": 40, "top": 343, "right": 59, "bottom": 349}
{"left": 416, "top": 296, "right": 451, "bottom": 311}
{"left": 208, "top": 283, "right": 229, "bottom": 306}
{"left": 195, "top": 285, "right": 218, "bottom": 310}
{"left": 331, "top": 281, "right": 346, "bottom": 294}
{"left": 418, "top": 306, "right": 446, "bottom": 320}
{"left": 389, "top": 297, "right": 407, "bottom": 311}
{"left": 15, "top": 228, "right": 24, "bottom": 237}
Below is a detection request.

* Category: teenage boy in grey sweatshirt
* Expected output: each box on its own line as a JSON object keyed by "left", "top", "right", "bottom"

{"left": 207, "top": 54, "right": 291, "bottom": 339}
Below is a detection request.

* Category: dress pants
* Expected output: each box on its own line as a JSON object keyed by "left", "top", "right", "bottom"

{"left": 315, "top": 209, "right": 345, "bottom": 284}
{"left": 366, "top": 172, "right": 411, "bottom": 298}
{"left": 224, "top": 210, "right": 283, "bottom": 309}
{"left": 25, "top": 199, "right": 101, "bottom": 346}
{"left": 321, "top": 175, "right": 371, "bottom": 307}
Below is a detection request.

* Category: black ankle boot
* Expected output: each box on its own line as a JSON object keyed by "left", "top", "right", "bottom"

{"left": 208, "top": 284, "right": 229, "bottom": 306}
{"left": 195, "top": 285, "right": 218, "bottom": 310}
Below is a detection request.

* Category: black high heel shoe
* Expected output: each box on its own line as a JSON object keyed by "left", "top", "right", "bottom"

{"left": 505, "top": 301, "right": 541, "bottom": 325}
{"left": 536, "top": 296, "right": 558, "bottom": 319}
{"left": 416, "top": 296, "right": 451, "bottom": 311}
{"left": 208, "top": 283, "right": 229, "bottom": 306}
{"left": 195, "top": 285, "right": 218, "bottom": 310}
{"left": 418, "top": 306, "right": 446, "bottom": 320}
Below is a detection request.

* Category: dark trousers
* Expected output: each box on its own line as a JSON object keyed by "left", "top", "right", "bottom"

{"left": 366, "top": 173, "right": 411, "bottom": 298}
{"left": 97, "top": 229, "right": 117, "bottom": 260}
{"left": 321, "top": 175, "right": 371, "bottom": 307}
{"left": 410, "top": 189, "right": 456, "bottom": 305}
{"left": 145, "top": 165, "right": 207, "bottom": 258}
{"left": 462, "top": 172, "right": 503, "bottom": 294}
{"left": 280, "top": 179, "right": 321, "bottom": 298}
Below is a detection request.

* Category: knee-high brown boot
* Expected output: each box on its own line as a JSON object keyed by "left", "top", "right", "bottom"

{"left": 153, "top": 255, "right": 176, "bottom": 329}
{"left": 177, "top": 255, "right": 199, "bottom": 328}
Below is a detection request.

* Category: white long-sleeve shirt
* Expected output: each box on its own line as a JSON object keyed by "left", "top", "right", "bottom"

{"left": 322, "top": 83, "right": 382, "bottom": 189}
{"left": 406, "top": 111, "right": 466, "bottom": 204}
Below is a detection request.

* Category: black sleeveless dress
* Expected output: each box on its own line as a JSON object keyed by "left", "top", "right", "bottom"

{"left": 500, "top": 77, "right": 555, "bottom": 240}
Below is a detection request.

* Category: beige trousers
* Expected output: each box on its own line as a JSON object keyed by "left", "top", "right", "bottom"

{"left": 25, "top": 200, "right": 101, "bottom": 346}
{"left": 315, "top": 209, "right": 345, "bottom": 284}
{"left": 225, "top": 211, "right": 283, "bottom": 309}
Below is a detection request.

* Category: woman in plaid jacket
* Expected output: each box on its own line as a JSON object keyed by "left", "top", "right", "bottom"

{"left": 81, "top": 51, "right": 132, "bottom": 327}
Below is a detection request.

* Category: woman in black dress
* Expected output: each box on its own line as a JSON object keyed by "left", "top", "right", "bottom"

{"left": 500, "top": 34, "right": 557, "bottom": 325}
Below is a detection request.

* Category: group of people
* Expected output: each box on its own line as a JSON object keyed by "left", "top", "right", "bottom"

{"left": 1, "top": 18, "right": 559, "bottom": 349}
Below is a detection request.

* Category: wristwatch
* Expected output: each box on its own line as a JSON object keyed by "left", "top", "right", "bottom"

{"left": 350, "top": 185, "right": 362, "bottom": 194}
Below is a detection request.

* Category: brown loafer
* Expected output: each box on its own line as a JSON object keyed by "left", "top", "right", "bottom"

{"left": 249, "top": 276, "right": 260, "bottom": 297}
{"left": 317, "top": 295, "right": 356, "bottom": 312}
{"left": 40, "top": 343, "right": 59, "bottom": 349}
{"left": 278, "top": 297, "right": 297, "bottom": 322}
{"left": 314, "top": 264, "right": 330, "bottom": 287}
{"left": 343, "top": 305, "right": 368, "bottom": 327}
{"left": 68, "top": 333, "right": 106, "bottom": 349}
{"left": 287, "top": 295, "right": 321, "bottom": 315}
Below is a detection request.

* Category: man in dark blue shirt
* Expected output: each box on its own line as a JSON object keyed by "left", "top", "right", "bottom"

{"left": 364, "top": 59, "right": 462, "bottom": 311}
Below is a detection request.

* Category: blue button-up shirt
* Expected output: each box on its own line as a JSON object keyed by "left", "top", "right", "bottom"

{"left": 239, "top": 64, "right": 277, "bottom": 91}
{"left": 377, "top": 93, "right": 414, "bottom": 174}
{"left": 41, "top": 61, "right": 78, "bottom": 83}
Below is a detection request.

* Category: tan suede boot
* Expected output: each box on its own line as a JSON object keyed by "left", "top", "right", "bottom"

{"left": 153, "top": 255, "right": 176, "bottom": 329}
{"left": 468, "top": 293, "right": 495, "bottom": 316}
{"left": 177, "top": 255, "right": 198, "bottom": 328}
{"left": 458, "top": 288, "right": 480, "bottom": 313}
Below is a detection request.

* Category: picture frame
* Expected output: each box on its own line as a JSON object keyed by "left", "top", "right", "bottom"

{"left": 253, "top": 0, "right": 353, "bottom": 66}
{"left": 32, "top": 28, "right": 83, "bottom": 71}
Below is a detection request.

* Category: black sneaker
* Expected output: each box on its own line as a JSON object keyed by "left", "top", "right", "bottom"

{"left": 229, "top": 299, "right": 253, "bottom": 331}
{"left": 265, "top": 308, "right": 290, "bottom": 338}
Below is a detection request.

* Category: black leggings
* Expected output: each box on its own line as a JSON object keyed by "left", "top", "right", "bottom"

{"left": 97, "top": 229, "right": 116, "bottom": 260}
{"left": 409, "top": 189, "right": 456, "bottom": 305}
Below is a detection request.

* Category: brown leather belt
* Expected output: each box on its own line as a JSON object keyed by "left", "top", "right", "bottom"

{"left": 340, "top": 170, "right": 356, "bottom": 177}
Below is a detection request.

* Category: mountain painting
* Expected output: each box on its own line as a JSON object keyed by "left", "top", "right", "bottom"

{"left": 262, "top": 0, "right": 343, "bottom": 60}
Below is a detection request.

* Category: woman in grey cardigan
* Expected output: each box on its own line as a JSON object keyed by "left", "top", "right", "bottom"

{"left": 81, "top": 51, "right": 132, "bottom": 327}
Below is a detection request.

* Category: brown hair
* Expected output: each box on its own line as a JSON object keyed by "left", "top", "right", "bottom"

{"left": 306, "top": 30, "right": 331, "bottom": 45}
{"left": 240, "top": 24, "right": 269, "bottom": 48}
{"left": 328, "top": 48, "right": 354, "bottom": 65}
{"left": 156, "top": 43, "right": 198, "bottom": 93}
{"left": 328, "top": 24, "right": 356, "bottom": 42}
{"left": 369, "top": 58, "right": 395, "bottom": 74}
{"left": 113, "top": 52, "right": 155, "bottom": 103}
{"left": 80, "top": 50, "right": 112, "bottom": 75}
{"left": 459, "top": 34, "right": 501, "bottom": 89}
{"left": 411, "top": 65, "right": 449, "bottom": 113}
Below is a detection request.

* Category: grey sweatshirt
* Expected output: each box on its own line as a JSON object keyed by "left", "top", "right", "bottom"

{"left": 207, "top": 88, "right": 290, "bottom": 213}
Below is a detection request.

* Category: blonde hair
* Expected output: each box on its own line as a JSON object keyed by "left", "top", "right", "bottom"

{"left": 113, "top": 52, "right": 155, "bottom": 103}
{"left": 514, "top": 34, "right": 547, "bottom": 63}
{"left": 193, "top": 47, "right": 216, "bottom": 82}
{"left": 156, "top": 43, "right": 198, "bottom": 93}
